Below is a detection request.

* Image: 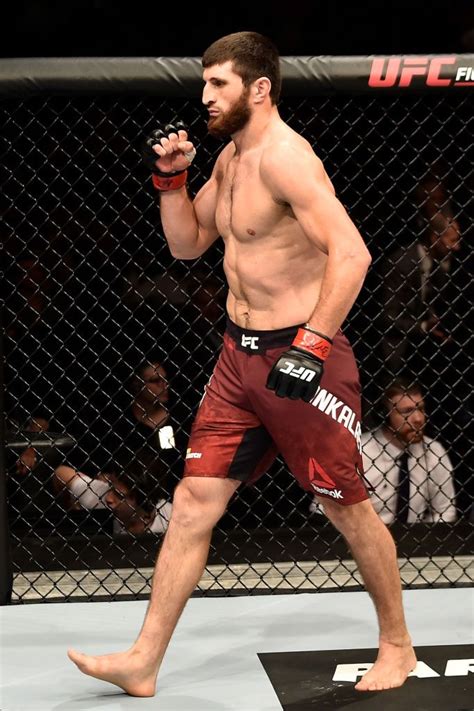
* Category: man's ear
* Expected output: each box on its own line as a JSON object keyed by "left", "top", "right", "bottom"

{"left": 253, "top": 76, "right": 271, "bottom": 103}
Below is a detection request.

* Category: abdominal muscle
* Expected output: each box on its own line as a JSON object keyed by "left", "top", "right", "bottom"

{"left": 223, "top": 234, "right": 326, "bottom": 330}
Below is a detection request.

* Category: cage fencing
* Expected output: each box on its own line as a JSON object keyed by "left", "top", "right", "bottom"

{"left": 1, "top": 56, "right": 473, "bottom": 603}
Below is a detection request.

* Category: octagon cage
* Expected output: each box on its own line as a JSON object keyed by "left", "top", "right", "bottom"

{"left": 0, "top": 54, "right": 472, "bottom": 603}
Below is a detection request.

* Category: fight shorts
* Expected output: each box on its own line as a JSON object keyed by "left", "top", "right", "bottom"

{"left": 184, "top": 319, "right": 368, "bottom": 505}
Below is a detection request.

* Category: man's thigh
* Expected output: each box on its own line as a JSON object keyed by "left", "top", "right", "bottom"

{"left": 248, "top": 332, "right": 368, "bottom": 506}
{"left": 183, "top": 384, "right": 278, "bottom": 485}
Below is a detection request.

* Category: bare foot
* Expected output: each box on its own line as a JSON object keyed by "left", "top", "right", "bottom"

{"left": 355, "top": 639, "right": 417, "bottom": 692}
{"left": 67, "top": 647, "right": 158, "bottom": 697}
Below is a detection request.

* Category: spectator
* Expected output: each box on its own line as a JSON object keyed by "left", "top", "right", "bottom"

{"left": 118, "top": 359, "right": 181, "bottom": 476}
{"left": 6, "top": 412, "right": 52, "bottom": 522}
{"left": 380, "top": 207, "right": 461, "bottom": 375}
{"left": 53, "top": 453, "right": 172, "bottom": 536}
{"left": 128, "top": 359, "right": 172, "bottom": 433}
{"left": 377, "top": 167, "right": 471, "bottom": 517}
{"left": 6, "top": 411, "right": 76, "bottom": 533}
{"left": 62, "top": 358, "right": 183, "bottom": 499}
{"left": 311, "top": 379, "right": 457, "bottom": 523}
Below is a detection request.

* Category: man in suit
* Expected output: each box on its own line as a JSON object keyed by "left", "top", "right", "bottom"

{"left": 380, "top": 209, "right": 461, "bottom": 375}
{"left": 360, "top": 379, "right": 457, "bottom": 524}
{"left": 311, "top": 378, "right": 457, "bottom": 524}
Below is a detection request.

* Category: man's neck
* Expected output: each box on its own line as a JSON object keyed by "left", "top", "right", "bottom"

{"left": 232, "top": 106, "right": 280, "bottom": 154}
{"left": 131, "top": 401, "right": 168, "bottom": 430}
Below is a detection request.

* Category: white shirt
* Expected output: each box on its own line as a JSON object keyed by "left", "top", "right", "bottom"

{"left": 360, "top": 428, "right": 457, "bottom": 524}
{"left": 69, "top": 474, "right": 172, "bottom": 535}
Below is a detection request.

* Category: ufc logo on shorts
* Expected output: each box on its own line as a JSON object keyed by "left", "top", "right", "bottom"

{"left": 241, "top": 335, "right": 259, "bottom": 350}
{"left": 280, "top": 361, "right": 316, "bottom": 381}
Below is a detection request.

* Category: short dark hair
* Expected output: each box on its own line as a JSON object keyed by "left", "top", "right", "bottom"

{"left": 383, "top": 377, "right": 423, "bottom": 413}
{"left": 202, "top": 31, "right": 281, "bottom": 104}
{"left": 129, "top": 358, "right": 168, "bottom": 396}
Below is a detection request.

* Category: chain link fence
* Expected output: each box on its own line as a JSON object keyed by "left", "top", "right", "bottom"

{"left": 1, "top": 58, "right": 473, "bottom": 602}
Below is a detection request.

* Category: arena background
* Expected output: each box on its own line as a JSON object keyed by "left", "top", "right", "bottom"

{"left": 0, "top": 54, "right": 473, "bottom": 604}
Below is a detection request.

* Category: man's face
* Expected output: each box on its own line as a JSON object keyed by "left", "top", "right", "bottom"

{"left": 139, "top": 363, "right": 169, "bottom": 405}
{"left": 103, "top": 475, "right": 137, "bottom": 521}
{"left": 429, "top": 216, "right": 461, "bottom": 260}
{"left": 386, "top": 392, "right": 426, "bottom": 444}
{"left": 202, "top": 61, "right": 251, "bottom": 138}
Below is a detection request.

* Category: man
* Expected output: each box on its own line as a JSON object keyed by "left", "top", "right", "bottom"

{"left": 312, "top": 379, "right": 457, "bottom": 524}
{"left": 54, "top": 455, "right": 172, "bottom": 536}
{"left": 381, "top": 200, "right": 462, "bottom": 375}
{"left": 54, "top": 358, "right": 177, "bottom": 501}
{"left": 68, "top": 31, "right": 416, "bottom": 695}
{"left": 362, "top": 380, "right": 457, "bottom": 524}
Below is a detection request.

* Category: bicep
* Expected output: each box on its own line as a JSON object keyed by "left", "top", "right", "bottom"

{"left": 264, "top": 148, "right": 368, "bottom": 257}
{"left": 292, "top": 181, "right": 366, "bottom": 258}
{"left": 193, "top": 177, "right": 220, "bottom": 250}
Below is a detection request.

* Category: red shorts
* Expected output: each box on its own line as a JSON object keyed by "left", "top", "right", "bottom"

{"left": 184, "top": 320, "right": 368, "bottom": 505}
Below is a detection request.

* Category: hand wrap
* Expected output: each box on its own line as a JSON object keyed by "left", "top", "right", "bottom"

{"left": 142, "top": 121, "right": 193, "bottom": 192}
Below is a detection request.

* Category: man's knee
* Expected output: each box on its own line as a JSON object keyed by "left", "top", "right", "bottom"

{"left": 321, "top": 498, "right": 378, "bottom": 534}
{"left": 171, "top": 477, "right": 238, "bottom": 529}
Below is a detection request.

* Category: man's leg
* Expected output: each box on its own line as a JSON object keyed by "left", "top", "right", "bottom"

{"left": 68, "top": 477, "right": 240, "bottom": 697}
{"left": 321, "top": 498, "right": 417, "bottom": 692}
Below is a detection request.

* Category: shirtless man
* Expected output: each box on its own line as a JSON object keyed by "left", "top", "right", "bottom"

{"left": 68, "top": 31, "right": 417, "bottom": 696}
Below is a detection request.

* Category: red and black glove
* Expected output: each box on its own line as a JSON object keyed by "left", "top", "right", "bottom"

{"left": 141, "top": 121, "right": 191, "bottom": 191}
{"left": 266, "top": 326, "right": 332, "bottom": 402}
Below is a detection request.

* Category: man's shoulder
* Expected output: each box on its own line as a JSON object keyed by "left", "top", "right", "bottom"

{"left": 423, "top": 435, "right": 448, "bottom": 456}
{"left": 263, "top": 125, "right": 315, "bottom": 163}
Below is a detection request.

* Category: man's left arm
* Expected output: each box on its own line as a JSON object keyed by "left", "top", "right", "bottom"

{"left": 262, "top": 144, "right": 371, "bottom": 401}
{"left": 262, "top": 143, "right": 372, "bottom": 338}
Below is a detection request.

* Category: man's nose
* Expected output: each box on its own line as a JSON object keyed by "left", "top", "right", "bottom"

{"left": 202, "top": 86, "right": 214, "bottom": 106}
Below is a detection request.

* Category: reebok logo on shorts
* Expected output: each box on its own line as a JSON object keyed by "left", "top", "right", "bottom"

{"left": 186, "top": 448, "right": 202, "bottom": 459}
{"left": 308, "top": 458, "right": 344, "bottom": 500}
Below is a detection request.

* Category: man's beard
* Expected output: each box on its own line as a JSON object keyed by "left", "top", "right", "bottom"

{"left": 207, "top": 87, "right": 251, "bottom": 138}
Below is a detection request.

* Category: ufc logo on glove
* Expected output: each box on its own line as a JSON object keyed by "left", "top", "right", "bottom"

{"left": 266, "top": 325, "right": 333, "bottom": 402}
{"left": 279, "top": 362, "right": 317, "bottom": 381}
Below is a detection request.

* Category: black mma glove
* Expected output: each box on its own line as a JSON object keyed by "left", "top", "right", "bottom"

{"left": 142, "top": 121, "right": 195, "bottom": 191}
{"left": 266, "top": 326, "right": 333, "bottom": 402}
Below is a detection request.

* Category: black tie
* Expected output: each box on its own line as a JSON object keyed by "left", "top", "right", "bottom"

{"left": 396, "top": 450, "right": 411, "bottom": 522}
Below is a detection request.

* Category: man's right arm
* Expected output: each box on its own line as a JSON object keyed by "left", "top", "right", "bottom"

{"left": 159, "top": 169, "right": 221, "bottom": 259}
{"left": 54, "top": 464, "right": 80, "bottom": 488}
{"left": 149, "top": 126, "right": 224, "bottom": 260}
{"left": 53, "top": 466, "right": 108, "bottom": 509}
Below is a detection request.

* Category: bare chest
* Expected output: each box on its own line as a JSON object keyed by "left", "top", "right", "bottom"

{"left": 215, "top": 158, "right": 286, "bottom": 240}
